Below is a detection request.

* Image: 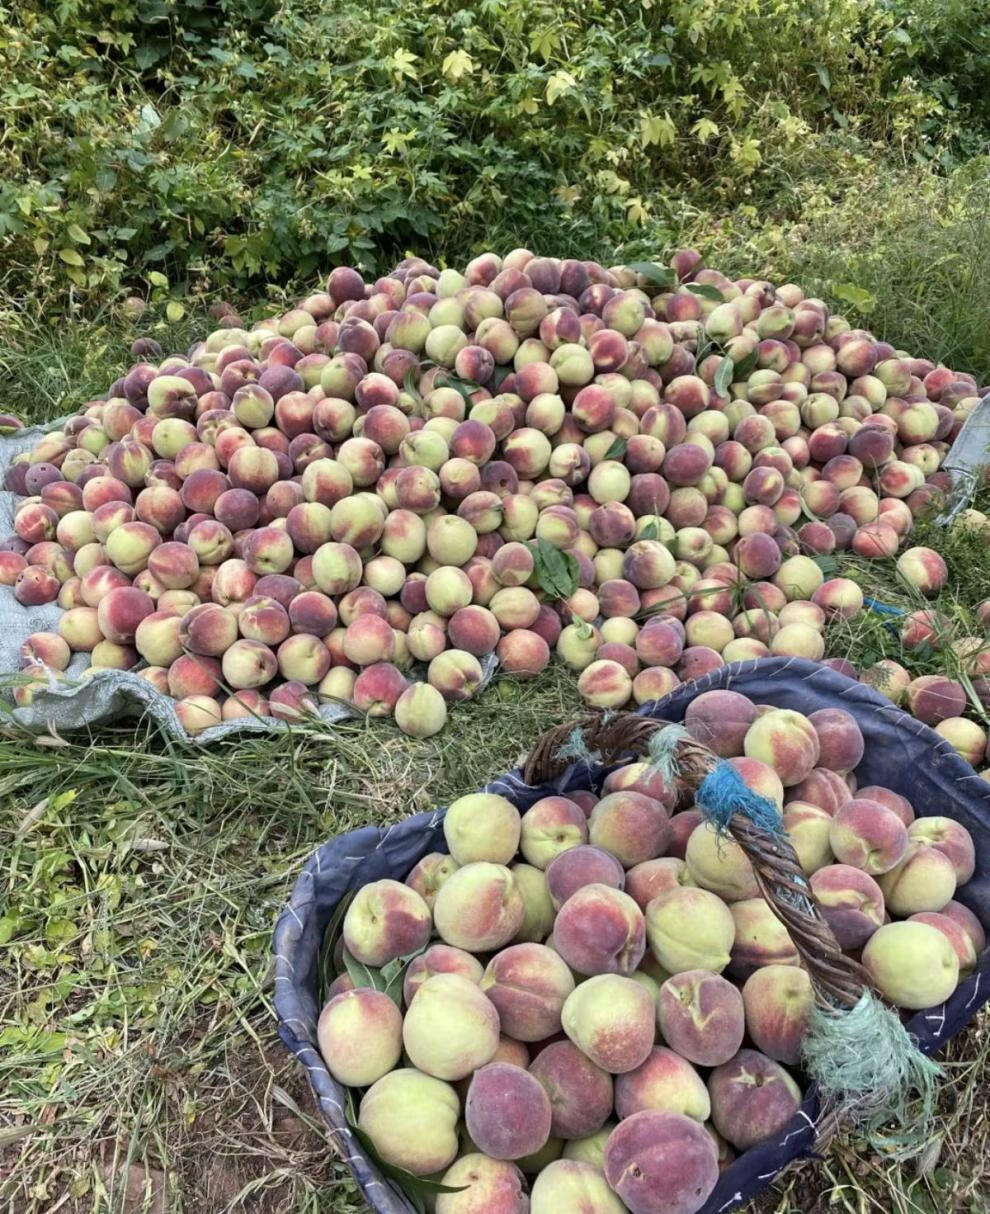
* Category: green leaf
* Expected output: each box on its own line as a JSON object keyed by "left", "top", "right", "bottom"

{"left": 403, "top": 367, "right": 423, "bottom": 406}
{"left": 604, "top": 437, "right": 627, "bottom": 461}
{"left": 491, "top": 365, "right": 514, "bottom": 390}
{"left": 714, "top": 357, "right": 735, "bottom": 397}
{"left": 829, "top": 282, "right": 877, "bottom": 315}
{"left": 67, "top": 224, "right": 91, "bottom": 245}
{"left": 574, "top": 616, "right": 594, "bottom": 640}
{"left": 147, "top": 270, "right": 169, "bottom": 288}
{"left": 685, "top": 283, "right": 724, "bottom": 302}
{"left": 640, "top": 520, "right": 659, "bottom": 541}
{"left": 165, "top": 301, "right": 185, "bottom": 322}
{"left": 434, "top": 374, "right": 480, "bottom": 407}
{"left": 626, "top": 261, "right": 676, "bottom": 289}
{"left": 342, "top": 945, "right": 425, "bottom": 1007}
{"left": 732, "top": 348, "right": 759, "bottom": 380}
{"left": 58, "top": 248, "right": 84, "bottom": 267}
{"left": 350, "top": 1126, "right": 468, "bottom": 1204}
{"left": 533, "top": 539, "right": 580, "bottom": 600}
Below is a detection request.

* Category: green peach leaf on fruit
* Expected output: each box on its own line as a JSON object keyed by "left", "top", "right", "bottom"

{"left": 349, "top": 1126, "right": 468, "bottom": 1211}
{"left": 714, "top": 356, "right": 735, "bottom": 397}
{"left": 626, "top": 261, "right": 677, "bottom": 288}
{"left": 685, "top": 282, "right": 724, "bottom": 301}
{"left": 534, "top": 538, "right": 579, "bottom": 600}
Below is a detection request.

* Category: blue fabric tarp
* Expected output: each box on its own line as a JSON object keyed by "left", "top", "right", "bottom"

{"left": 273, "top": 657, "right": 990, "bottom": 1213}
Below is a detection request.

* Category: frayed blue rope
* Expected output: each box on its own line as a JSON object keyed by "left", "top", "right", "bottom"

{"left": 696, "top": 761, "right": 786, "bottom": 839}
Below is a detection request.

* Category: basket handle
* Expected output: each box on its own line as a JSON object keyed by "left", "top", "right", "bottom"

{"left": 524, "top": 711, "right": 872, "bottom": 1012}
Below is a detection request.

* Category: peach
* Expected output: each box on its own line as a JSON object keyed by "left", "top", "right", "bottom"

{"left": 781, "top": 803, "right": 834, "bottom": 875}
{"left": 403, "top": 973, "right": 500, "bottom": 1081}
{"left": 855, "top": 786, "right": 914, "bottom": 826}
{"left": 342, "top": 614, "right": 395, "bottom": 665}
{"left": 519, "top": 797, "right": 589, "bottom": 869}
{"left": 828, "top": 799, "right": 909, "bottom": 875}
{"left": 95, "top": 585, "right": 154, "bottom": 644}
{"left": 877, "top": 842, "right": 957, "bottom": 915}
{"left": 14, "top": 564, "right": 60, "bottom": 606}
{"left": 167, "top": 654, "right": 222, "bottom": 699}
{"left": 904, "top": 675, "right": 967, "bottom": 726}
{"left": 910, "top": 912, "right": 978, "bottom": 975}
{"left": 434, "top": 862, "right": 525, "bottom": 951}
{"left": 561, "top": 974, "right": 656, "bottom": 1073}
{"left": 708, "top": 1050, "right": 802, "bottom": 1151}
{"left": 895, "top": 545, "right": 948, "bottom": 596}
{"left": 603, "top": 1110, "right": 719, "bottom": 1214}
{"left": 444, "top": 793, "right": 522, "bottom": 866}
{"left": 602, "top": 762, "right": 676, "bottom": 808}
{"left": 221, "top": 689, "right": 271, "bottom": 720}
{"left": 578, "top": 659, "right": 633, "bottom": 709}
{"left": 180, "top": 601, "right": 238, "bottom": 656}
{"left": 685, "top": 824, "right": 759, "bottom": 902}
{"left": 544, "top": 846, "right": 626, "bottom": 911}
{"left": 19, "top": 632, "right": 71, "bottom": 672}
{"left": 741, "top": 965, "right": 812, "bottom": 1065}
{"left": 342, "top": 879, "right": 432, "bottom": 967}
{"left": 861, "top": 921, "right": 959, "bottom": 1009}
{"left": 589, "top": 792, "right": 671, "bottom": 868}
{"left": 743, "top": 709, "right": 820, "bottom": 787}
{"left": 175, "top": 694, "right": 222, "bottom": 735}
{"left": 807, "top": 708, "right": 864, "bottom": 774}
{"left": 404, "top": 854, "right": 460, "bottom": 911}
{"left": 429, "top": 648, "right": 484, "bottom": 700}
{"left": 935, "top": 717, "right": 988, "bottom": 765}
{"left": 908, "top": 817, "right": 975, "bottom": 883}
{"left": 402, "top": 944, "right": 483, "bottom": 1004}
{"left": 357, "top": 1069, "right": 459, "bottom": 1177}
{"left": 729, "top": 899, "right": 799, "bottom": 976}
{"left": 554, "top": 885, "right": 646, "bottom": 977}
{"left": 940, "top": 901, "right": 987, "bottom": 954}
{"left": 529, "top": 1040, "right": 614, "bottom": 1141}
{"left": 683, "top": 690, "right": 757, "bottom": 758}
{"left": 530, "top": 1160, "right": 626, "bottom": 1214}
{"left": 656, "top": 970, "right": 745, "bottom": 1068}
{"left": 394, "top": 680, "right": 448, "bottom": 737}
{"left": 625, "top": 858, "right": 694, "bottom": 911}
{"left": 613, "top": 1045, "right": 710, "bottom": 1123}
{"left": 481, "top": 943, "right": 576, "bottom": 1041}
{"left": 787, "top": 768, "right": 851, "bottom": 815}
{"left": 646, "top": 887, "right": 735, "bottom": 975}
{"left": 316, "top": 987, "right": 402, "bottom": 1086}
{"left": 447, "top": 605, "right": 500, "bottom": 656}
{"left": 435, "top": 1154, "right": 527, "bottom": 1214}
{"left": 220, "top": 638, "right": 278, "bottom": 689}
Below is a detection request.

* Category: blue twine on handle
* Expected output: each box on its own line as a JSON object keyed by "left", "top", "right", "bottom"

{"left": 695, "top": 760, "right": 787, "bottom": 840}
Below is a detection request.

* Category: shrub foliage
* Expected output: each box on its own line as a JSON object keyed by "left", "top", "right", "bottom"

{"left": 0, "top": 0, "right": 986, "bottom": 305}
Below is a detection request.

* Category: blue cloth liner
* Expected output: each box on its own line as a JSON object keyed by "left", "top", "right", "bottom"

{"left": 273, "top": 656, "right": 990, "bottom": 1214}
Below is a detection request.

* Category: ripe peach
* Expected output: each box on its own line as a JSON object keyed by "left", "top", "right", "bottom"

{"left": 357, "top": 1069, "right": 459, "bottom": 1177}
{"left": 908, "top": 817, "right": 975, "bottom": 883}
{"left": 656, "top": 970, "right": 745, "bottom": 1067}
{"left": 433, "top": 863, "right": 525, "bottom": 952}
{"left": 708, "top": 1050, "right": 802, "bottom": 1151}
{"left": 481, "top": 943, "right": 576, "bottom": 1041}
{"left": 878, "top": 842, "right": 957, "bottom": 915}
{"left": 828, "top": 799, "right": 909, "bottom": 875}
{"left": 561, "top": 973, "right": 656, "bottom": 1074}
{"left": 317, "top": 988, "right": 403, "bottom": 1087}
{"left": 529, "top": 1040, "right": 614, "bottom": 1140}
{"left": 343, "top": 878, "right": 432, "bottom": 967}
{"left": 646, "top": 887, "right": 736, "bottom": 975}
{"left": 685, "top": 824, "right": 760, "bottom": 902}
{"left": 862, "top": 921, "right": 959, "bottom": 1009}
{"left": 589, "top": 792, "right": 671, "bottom": 868}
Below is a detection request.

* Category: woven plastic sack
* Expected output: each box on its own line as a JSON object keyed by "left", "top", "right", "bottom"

{"left": 273, "top": 657, "right": 990, "bottom": 1214}
{"left": 1, "top": 422, "right": 496, "bottom": 741}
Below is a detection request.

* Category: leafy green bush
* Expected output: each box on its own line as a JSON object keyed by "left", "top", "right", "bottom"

{"left": 2, "top": 0, "right": 984, "bottom": 309}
